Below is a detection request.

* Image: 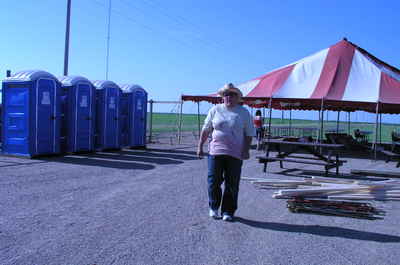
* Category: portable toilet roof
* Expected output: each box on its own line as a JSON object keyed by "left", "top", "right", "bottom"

{"left": 5, "top": 70, "right": 57, "bottom": 82}
{"left": 119, "top": 84, "right": 145, "bottom": 93}
{"left": 58, "top": 75, "right": 92, "bottom": 86}
{"left": 92, "top": 80, "right": 120, "bottom": 90}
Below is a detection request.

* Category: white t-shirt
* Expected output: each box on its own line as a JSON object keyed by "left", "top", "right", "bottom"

{"left": 202, "top": 104, "right": 256, "bottom": 160}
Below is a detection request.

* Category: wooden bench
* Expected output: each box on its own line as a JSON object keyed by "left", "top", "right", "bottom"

{"left": 257, "top": 156, "right": 347, "bottom": 175}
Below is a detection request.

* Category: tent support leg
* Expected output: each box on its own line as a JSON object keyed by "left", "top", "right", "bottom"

{"left": 197, "top": 102, "right": 201, "bottom": 139}
{"left": 374, "top": 102, "right": 380, "bottom": 160}
{"left": 336, "top": 111, "right": 340, "bottom": 133}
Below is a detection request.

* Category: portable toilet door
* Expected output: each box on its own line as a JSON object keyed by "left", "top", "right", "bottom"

{"left": 59, "top": 76, "right": 95, "bottom": 153}
{"left": 93, "top": 80, "right": 121, "bottom": 150}
{"left": 1, "top": 70, "right": 61, "bottom": 157}
{"left": 132, "top": 85, "right": 147, "bottom": 147}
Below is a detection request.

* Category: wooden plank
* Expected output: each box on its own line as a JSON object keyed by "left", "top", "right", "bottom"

{"left": 351, "top": 169, "right": 400, "bottom": 178}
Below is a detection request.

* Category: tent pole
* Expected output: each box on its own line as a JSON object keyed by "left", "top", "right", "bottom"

{"left": 336, "top": 111, "right": 340, "bottom": 133}
{"left": 379, "top": 113, "right": 382, "bottom": 144}
{"left": 374, "top": 102, "right": 380, "bottom": 160}
{"left": 267, "top": 97, "right": 273, "bottom": 138}
{"left": 347, "top": 111, "right": 351, "bottom": 135}
{"left": 178, "top": 101, "right": 183, "bottom": 144}
{"left": 319, "top": 98, "right": 324, "bottom": 143}
{"left": 289, "top": 109, "right": 292, "bottom": 136}
{"left": 197, "top": 102, "right": 201, "bottom": 139}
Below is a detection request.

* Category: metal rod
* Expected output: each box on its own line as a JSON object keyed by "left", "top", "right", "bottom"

{"left": 336, "top": 111, "right": 340, "bottom": 133}
{"left": 347, "top": 111, "right": 351, "bottom": 135}
{"left": 319, "top": 98, "right": 324, "bottom": 143}
{"left": 289, "top": 109, "right": 292, "bottom": 136}
{"left": 267, "top": 97, "right": 273, "bottom": 139}
{"left": 379, "top": 113, "right": 382, "bottom": 144}
{"left": 63, "top": 0, "right": 72, "bottom": 76}
{"left": 148, "top": 99, "right": 154, "bottom": 143}
{"left": 374, "top": 102, "right": 380, "bottom": 160}
{"left": 197, "top": 102, "right": 201, "bottom": 138}
{"left": 105, "top": 0, "right": 112, "bottom": 79}
{"left": 178, "top": 101, "right": 183, "bottom": 144}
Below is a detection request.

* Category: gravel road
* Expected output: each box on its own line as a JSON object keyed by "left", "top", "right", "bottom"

{"left": 1, "top": 143, "right": 400, "bottom": 265}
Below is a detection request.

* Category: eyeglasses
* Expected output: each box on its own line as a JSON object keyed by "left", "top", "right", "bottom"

{"left": 223, "top": 92, "right": 238, "bottom": 97}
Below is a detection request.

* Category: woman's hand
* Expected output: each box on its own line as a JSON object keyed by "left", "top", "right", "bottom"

{"left": 197, "top": 147, "right": 204, "bottom": 159}
{"left": 241, "top": 150, "right": 250, "bottom": 160}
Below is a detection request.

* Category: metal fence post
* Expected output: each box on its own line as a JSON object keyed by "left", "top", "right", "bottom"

{"left": 148, "top": 99, "right": 154, "bottom": 143}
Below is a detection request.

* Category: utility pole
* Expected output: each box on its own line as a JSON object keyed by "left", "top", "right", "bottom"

{"left": 105, "top": 0, "right": 112, "bottom": 79}
{"left": 63, "top": 0, "right": 72, "bottom": 76}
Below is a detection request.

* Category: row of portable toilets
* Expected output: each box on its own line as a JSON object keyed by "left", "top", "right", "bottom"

{"left": 1, "top": 70, "right": 147, "bottom": 157}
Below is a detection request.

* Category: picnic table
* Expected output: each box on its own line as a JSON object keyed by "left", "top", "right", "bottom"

{"left": 257, "top": 138, "right": 346, "bottom": 176}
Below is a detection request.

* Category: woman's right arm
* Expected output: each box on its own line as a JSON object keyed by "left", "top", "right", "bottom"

{"left": 197, "top": 130, "right": 210, "bottom": 159}
{"left": 197, "top": 107, "right": 214, "bottom": 159}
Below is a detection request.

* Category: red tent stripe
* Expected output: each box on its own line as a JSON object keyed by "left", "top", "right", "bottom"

{"left": 311, "top": 40, "right": 355, "bottom": 99}
{"left": 246, "top": 64, "right": 295, "bottom": 97}
{"left": 379, "top": 72, "right": 400, "bottom": 104}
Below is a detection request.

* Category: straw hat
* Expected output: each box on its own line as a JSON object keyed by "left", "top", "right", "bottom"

{"left": 217, "top": 83, "right": 243, "bottom": 102}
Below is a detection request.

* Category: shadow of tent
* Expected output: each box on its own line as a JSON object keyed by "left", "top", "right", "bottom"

{"left": 39, "top": 155, "right": 155, "bottom": 170}
{"left": 87, "top": 152, "right": 185, "bottom": 165}
{"left": 235, "top": 217, "right": 400, "bottom": 242}
{"left": 117, "top": 149, "right": 199, "bottom": 161}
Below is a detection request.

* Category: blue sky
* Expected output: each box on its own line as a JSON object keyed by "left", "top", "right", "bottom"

{"left": 0, "top": 0, "right": 399, "bottom": 122}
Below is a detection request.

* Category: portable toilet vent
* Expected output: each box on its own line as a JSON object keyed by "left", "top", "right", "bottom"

{"left": 59, "top": 76, "right": 96, "bottom": 153}
{"left": 119, "top": 84, "right": 147, "bottom": 148}
{"left": 1, "top": 70, "right": 61, "bottom": 157}
{"left": 93, "top": 80, "right": 121, "bottom": 150}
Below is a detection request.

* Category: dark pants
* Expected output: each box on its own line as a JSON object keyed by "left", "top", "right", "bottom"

{"left": 207, "top": 155, "right": 243, "bottom": 216}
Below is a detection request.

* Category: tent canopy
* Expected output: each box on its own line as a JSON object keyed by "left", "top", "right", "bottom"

{"left": 182, "top": 39, "right": 400, "bottom": 113}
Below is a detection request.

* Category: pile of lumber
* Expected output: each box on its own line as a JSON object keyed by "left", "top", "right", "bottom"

{"left": 246, "top": 177, "right": 400, "bottom": 201}
{"left": 243, "top": 176, "right": 396, "bottom": 219}
{"left": 287, "top": 198, "right": 384, "bottom": 219}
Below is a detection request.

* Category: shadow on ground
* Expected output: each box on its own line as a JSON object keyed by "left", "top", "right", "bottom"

{"left": 235, "top": 217, "right": 400, "bottom": 242}
{"left": 37, "top": 147, "right": 200, "bottom": 170}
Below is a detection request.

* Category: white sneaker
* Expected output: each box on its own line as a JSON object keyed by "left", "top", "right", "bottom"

{"left": 209, "top": 209, "right": 219, "bottom": 219}
{"left": 222, "top": 214, "right": 233, "bottom": 222}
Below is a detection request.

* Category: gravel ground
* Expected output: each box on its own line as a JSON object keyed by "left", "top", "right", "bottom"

{"left": 1, "top": 140, "right": 400, "bottom": 265}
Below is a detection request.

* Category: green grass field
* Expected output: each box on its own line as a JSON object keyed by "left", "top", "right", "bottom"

{"left": 148, "top": 112, "right": 399, "bottom": 143}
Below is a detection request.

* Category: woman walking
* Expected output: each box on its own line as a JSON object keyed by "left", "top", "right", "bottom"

{"left": 197, "top": 83, "right": 255, "bottom": 221}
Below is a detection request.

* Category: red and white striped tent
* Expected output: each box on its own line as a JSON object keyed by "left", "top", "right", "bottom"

{"left": 182, "top": 39, "right": 400, "bottom": 113}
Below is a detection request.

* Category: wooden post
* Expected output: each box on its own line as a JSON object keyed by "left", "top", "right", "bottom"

{"left": 178, "top": 101, "right": 183, "bottom": 144}
{"left": 148, "top": 99, "right": 154, "bottom": 143}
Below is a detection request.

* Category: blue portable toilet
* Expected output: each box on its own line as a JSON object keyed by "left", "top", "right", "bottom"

{"left": 58, "top": 76, "right": 96, "bottom": 153}
{"left": 119, "top": 84, "right": 147, "bottom": 148}
{"left": 1, "top": 70, "right": 61, "bottom": 157}
{"left": 93, "top": 80, "right": 121, "bottom": 150}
